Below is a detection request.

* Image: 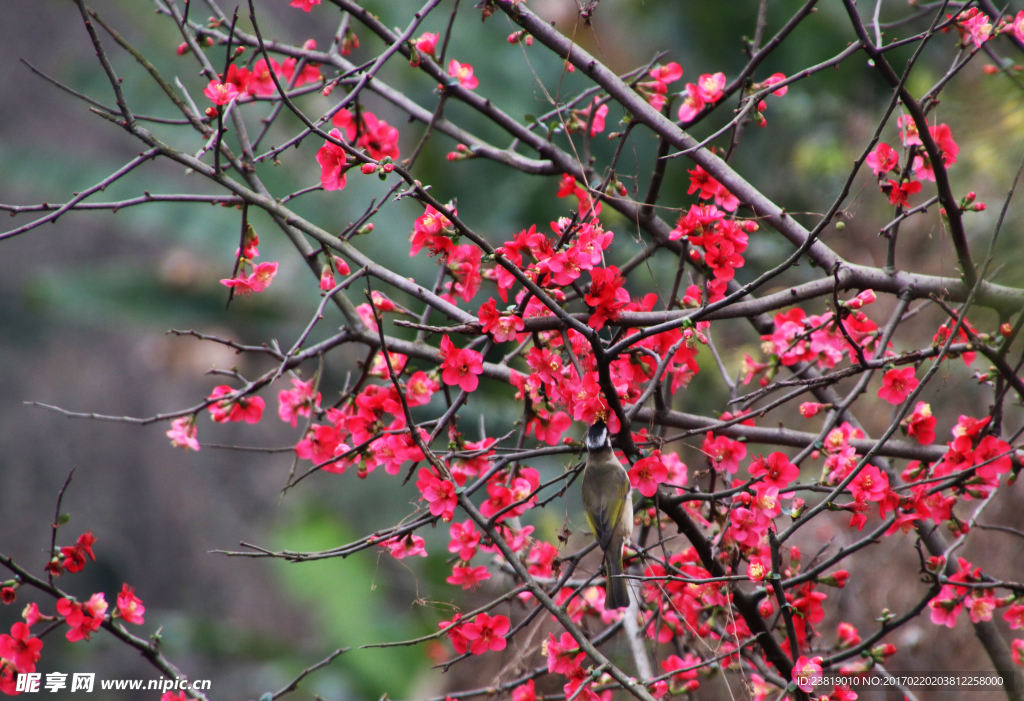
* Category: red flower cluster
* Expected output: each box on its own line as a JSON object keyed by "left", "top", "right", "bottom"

{"left": 670, "top": 204, "right": 758, "bottom": 301}
{"left": 208, "top": 385, "right": 265, "bottom": 424}
{"left": 761, "top": 303, "right": 879, "bottom": 370}
{"left": 292, "top": 377, "right": 436, "bottom": 477}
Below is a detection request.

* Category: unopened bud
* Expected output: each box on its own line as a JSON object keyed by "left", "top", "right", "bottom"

{"left": 818, "top": 570, "right": 850, "bottom": 588}
{"left": 205, "top": 107, "right": 219, "bottom": 118}
{"left": 322, "top": 84, "right": 335, "bottom": 97}
{"left": 871, "top": 643, "right": 897, "bottom": 658}
{"left": 234, "top": 46, "right": 246, "bottom": 57}
{"left": 1001, "top": 322, "right": 1013, "bottom": 338}
{"left": 356, "top": 223, "right": 375, "bottom": 235}
{"left": 360, "top": 163, "right": 377, "bottom": 175}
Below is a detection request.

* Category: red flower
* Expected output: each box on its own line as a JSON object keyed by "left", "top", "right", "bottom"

{"left": 0, "top": 622, "right": 42, "bottom": 673}
{"left": 448, "top": 520, "right": 481, "bottom": 561}
{"left": 225, "top": 64, "right": 250, "bottom": 95}
{"left": 166, "top": 417, "right": 200, "bottom": 451}
{"left": 56, "top": 594, "right": 107, "bottom": 642}
{"left": 115, "top": 583, "right": 145, "bottom": 625}
{"left": 545, "top": 632, "right": 584, "bottom": 674}
{"left": 447, "top": 565, "right": 491, "bottom": 590}
{"left": 316, "top": 129, "right": 350, "bottom": 191}
{"left": 628, "top": 451, "right": 669, "bottom": 497}
{"left": 382, "top": 534, "right": 427, "bottom": 559}
{"left": 904, "top": 401, "right": 936, "bottom": 444}
{"left": 885, "top": 178, "right": 922, "bottom": 207}
{"left": 792, "top": 656, "right": 823, "bottom": 693}
{"left": 677, "top": 83, "right": 705, "bottom": 122}
{"left": 836, "top": 621, "right": 861, "bottom": 647}
{"left": 696, "top": 72, "right": 726, "bottom": 102}
{"left": 406, "top": 371, "right": 440, "bottom": 407}
{"left": 526, "top": 409, "right": 572, "bottom": 446}
{"left": 849, "top": 465, "right": 889, "bottom": 502}
{"left": 799, "top": 402, "right": 826, "bottom": 418}
{"left": 461, "top": 613, "right": 509, "bottom": 654}
{"left": 203, "top": 80, "right": 239, "bottom": 106}
{"left": 208, "top": 386, "right": 266, "bottom": 424}
{"left": 59, "top": 531, "right": 97, "bottom": 574}
{"left": 409, "top": 205, "right": 455, "bottom": 257}
{"left": 448, "top": 60, "right": 479, "bottom": 89}
{"left": 248, "top": 58, "right": 282, "bottom": 97}
{"left": 439, "top": 614, "right": 468, "bottom": 654}
{"left": 289, "top": 0, "right": 321, "bottom": 10}
{"left": 512, "top": 680, "right": 537, "bottom": 701}
{"left": 576, "top": 98, "right": 609, "bottom": 136}
{"left": 0, "top": 588, "right": 14, "bottom": 605}
{"left": 220, "top": 261, "right": 279, "bottom": 296}
{"left": 525, "top": 540, "right": 560, "bottom": 579}
{"left": 356, "top": 112, "right": 401, "bottom": 161}
{"left": 702, "top": 432, "right": 747, "bottom": 474}
{"left": 866, "top": 142, "right": 899, "bottom": 176}
{"left": 415, "top": 32, "right": 439, "bottom": 57}
{"left": 439, "top": 335, "right": 484, "bottom": 392}
{"left": 878, "top": 367, "right": 919, "bottom": 404}
{"left": 585, "top": 266, "right": 629, "bottom": 330}
{"left": 758, "top": 72, "right": 788, "bottom": 96}
{"left": 749, "top": 452, "right": 799, "bottom": 489}
{"left": 416, "top": 469, "right": 458, "bottom": 522}
{"left": 278, "top": 377, "right": 320, "bottom": 428}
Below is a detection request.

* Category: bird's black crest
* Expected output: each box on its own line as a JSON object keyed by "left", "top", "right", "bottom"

{"left": 586, "top": 420, "right": 609, "bottom": 451}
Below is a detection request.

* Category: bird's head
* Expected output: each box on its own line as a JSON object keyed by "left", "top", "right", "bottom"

{"left": 585, "top": 420, "right": 611, "bottom": 452}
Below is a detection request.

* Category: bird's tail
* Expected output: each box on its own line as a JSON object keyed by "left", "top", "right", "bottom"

{"left": 604, "top": 541, "right": 630, "bottom": 609}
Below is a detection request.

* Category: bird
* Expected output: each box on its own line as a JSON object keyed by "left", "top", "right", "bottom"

{"left": 581, "top": 420, "right": 633, "bottom": 609}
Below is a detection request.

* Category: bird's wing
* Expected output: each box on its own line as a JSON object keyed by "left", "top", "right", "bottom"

{"left": 583, "top": 466, "right": 630, "bottom": 552}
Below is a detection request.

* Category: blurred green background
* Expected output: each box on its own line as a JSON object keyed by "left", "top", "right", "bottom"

{"left": 1, "top": 0, "right": 1023, "bottom": 699}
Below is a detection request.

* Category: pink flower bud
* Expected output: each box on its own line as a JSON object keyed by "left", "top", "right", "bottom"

{"left": 360, "top": 164, "right": 377, "bottom": 175}
{"left": 176, "top": 42, "right": 190, "bottom": 55}
{"left": 799, "top": 402, "right": 825, "bottom": 418}
{"left": 1001, "top": 322, "right": 1013, "bottom": 337}
{"left": 320, "top": 264, "right": 335, "bottom": 292}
